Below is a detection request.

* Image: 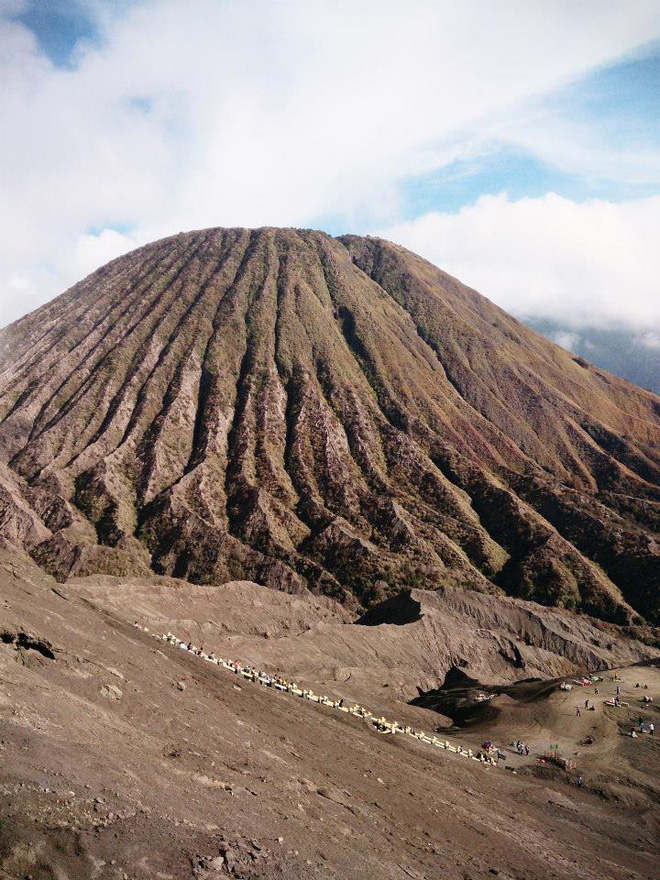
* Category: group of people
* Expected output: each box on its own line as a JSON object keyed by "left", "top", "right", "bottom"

{"left": 479, "top": 739, "right": 529, "bottom": 765}
{"left": 570, "top": 674, "right": 658, "bottom": 722}
{"left": 575, "top": 698, "right": 597, "bottom": 715}
{"left": 612, "top": 682, "right": 656, "bottom": 736}
{"left": 480, "top": 741, "right": 506, "bottom": 763}
{"left": 567, "top": 670, "right": 657, "bottom": 739}
{"left": 631, "top": 717, "right": 655, "bottom": 737}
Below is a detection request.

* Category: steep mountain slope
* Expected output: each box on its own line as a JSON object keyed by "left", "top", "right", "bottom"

{"left": 0, "top": 227, "right": 658, "bottom": 622}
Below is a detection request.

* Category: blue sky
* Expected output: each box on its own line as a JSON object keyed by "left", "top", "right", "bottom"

{"left": 16, "top": 1, "right": 98, "bottom": 66}
{"left": 397, "top": 44, "right": 660, "bottom": 220}
{"left": 2, "top": 0, "right": 660, "bottom": 338}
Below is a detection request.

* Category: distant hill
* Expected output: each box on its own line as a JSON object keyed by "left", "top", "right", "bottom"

{"left": 526, "top": 317, "right": 660, "bottom": 395}
{"left": 0, "top": 228, "right": 658, "bottom": 623}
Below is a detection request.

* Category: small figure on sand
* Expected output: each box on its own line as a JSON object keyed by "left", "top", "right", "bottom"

{"left": 575, "top": 706, "right": 581, "bottom": 717}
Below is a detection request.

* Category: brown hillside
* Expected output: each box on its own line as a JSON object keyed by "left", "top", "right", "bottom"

{"left": 0, "top": 227, "right": 658, "bottom": 622}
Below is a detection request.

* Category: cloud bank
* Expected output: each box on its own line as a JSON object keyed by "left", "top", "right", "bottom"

{"left": 380, "top": 192, "right": 660, "bottom": 331}
{"left": 1, "top": 0, "right": 660, "bottom": 330}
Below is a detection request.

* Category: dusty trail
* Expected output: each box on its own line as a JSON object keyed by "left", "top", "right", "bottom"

{"left": 144, "top": 625, "right": 505, "bottom": 767}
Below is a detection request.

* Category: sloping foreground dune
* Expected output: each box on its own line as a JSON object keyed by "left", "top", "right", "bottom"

{"left": 1, "top": 554, "right": 658, "bottom": 879}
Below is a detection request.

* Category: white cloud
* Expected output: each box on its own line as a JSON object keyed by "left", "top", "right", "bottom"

{"left": 1, "top": 1, "right": 660, "bottom": 326}
{"left": 379, "top": 192, "right": 660, "bottom": 330}
{"left": 0, "top": 227, "right": 136, "bottom": 328}
{"left": 500, "top": 114, "right": 660, "bottom": 188}
{"left": 73, "top": 228, "right": 136, "bottom": 278}
{"left": 550, "top": 331, "right": 581, "bottom": 352}
{"left": 638, "top": 331, "right": 660, "bottom": 349}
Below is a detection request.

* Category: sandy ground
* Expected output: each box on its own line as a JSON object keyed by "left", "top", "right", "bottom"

{"left": 430, "top": 667, "right": 660, "bottom": 785}
{"left": 1, "top": 557, "right": 659, "bottom": 879}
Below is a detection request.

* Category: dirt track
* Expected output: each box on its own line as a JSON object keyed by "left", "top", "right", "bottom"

{"left": 1, "top": 555, "right": 659, "bottom": 879}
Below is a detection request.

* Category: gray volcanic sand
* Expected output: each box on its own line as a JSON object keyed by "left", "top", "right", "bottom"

{"left": 1, "top": 555, "right": 659, "bottom": 879}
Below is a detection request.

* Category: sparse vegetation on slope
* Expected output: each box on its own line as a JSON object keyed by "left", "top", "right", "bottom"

{"left": 0, "top": 227, "right": 658, "bottom": 622}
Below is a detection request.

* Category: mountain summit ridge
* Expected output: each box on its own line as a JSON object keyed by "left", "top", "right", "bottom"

{"left": 0, "top": 227, "right": 658, "bottom": 622}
